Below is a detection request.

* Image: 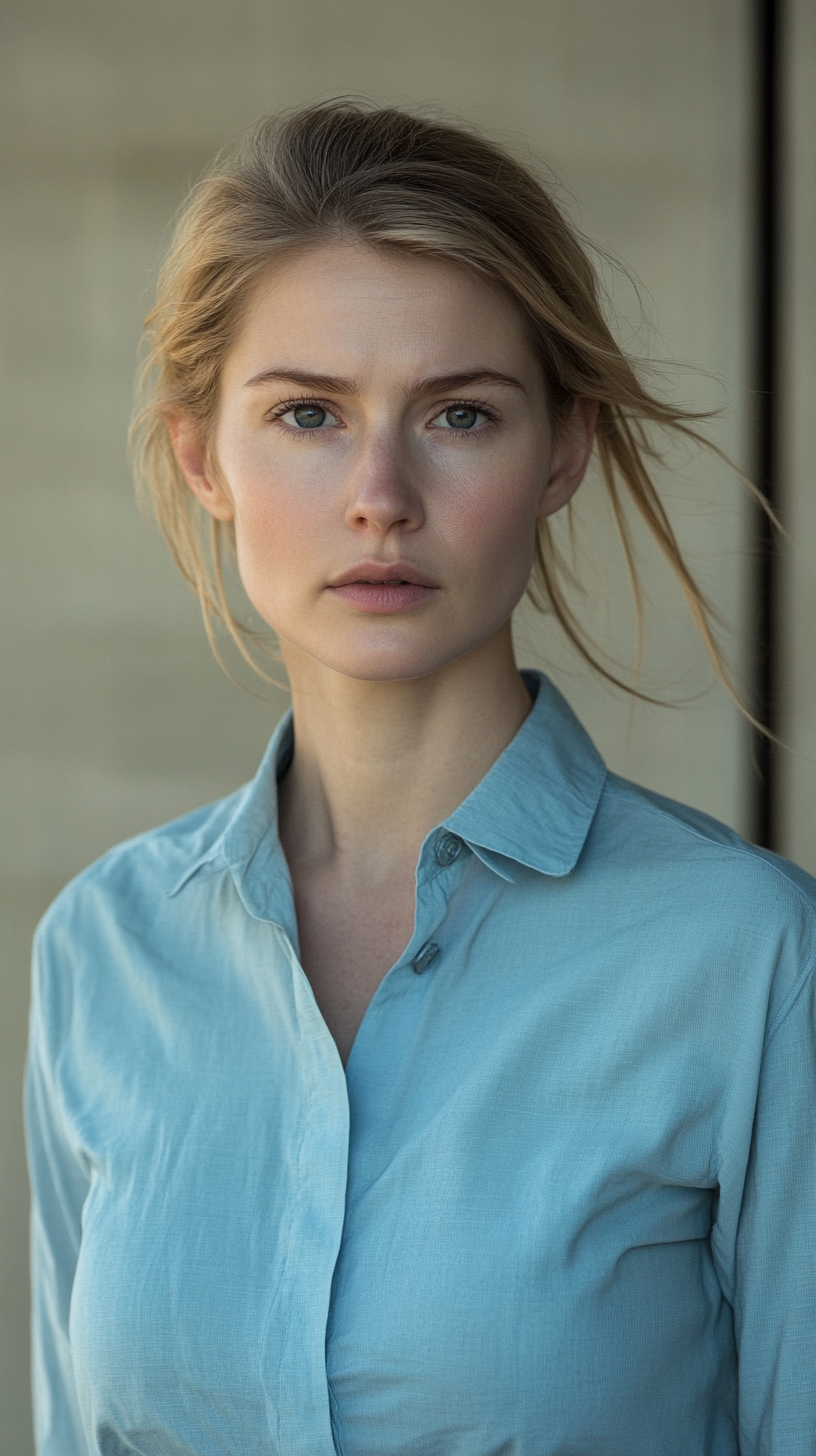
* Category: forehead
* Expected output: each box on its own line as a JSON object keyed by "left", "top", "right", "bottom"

{"left": 223, "top": 241, "right": 537, "bottom": 389}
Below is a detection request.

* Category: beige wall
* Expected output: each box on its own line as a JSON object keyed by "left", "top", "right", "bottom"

{"left": 2, "top": 1, "right": 803, "bottom": 1449}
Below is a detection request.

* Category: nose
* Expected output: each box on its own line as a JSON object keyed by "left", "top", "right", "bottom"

{"left": 344, "top": 429, "right": 425, "bottom": 537}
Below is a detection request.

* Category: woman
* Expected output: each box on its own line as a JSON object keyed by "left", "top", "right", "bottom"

{"left": 25, "top": 101, "right": 816, "bottom": 1455}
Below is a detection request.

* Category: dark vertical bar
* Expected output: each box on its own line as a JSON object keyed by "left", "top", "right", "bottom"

{"left": 752, "top": 0, "right": 782, "bottom": 848}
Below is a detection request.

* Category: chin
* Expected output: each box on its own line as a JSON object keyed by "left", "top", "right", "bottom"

{"left": 317, "top": 651, "right": 463, "bottom": 684}
{"left": 287, "top": 628, "right": 496, "bottom": 685}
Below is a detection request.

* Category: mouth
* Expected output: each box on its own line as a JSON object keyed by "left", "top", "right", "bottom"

{"left": 326, "top": 562, "right": 440, "bottom": 614}
{"left": 328, "top": 561, "right": 438, "bottom": 588}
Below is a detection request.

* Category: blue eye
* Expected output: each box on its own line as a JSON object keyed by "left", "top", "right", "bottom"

{"left": 290, "top": 404, "right": 327, "bottom": 429}
{"left": 446, "top": 406, "right": 479, "bottom": 429}
{"left": 276, "top": 401, "right": 341, "bottom": 430}
{"left": 430, "top": 404, "right": 489, "bottom": 431}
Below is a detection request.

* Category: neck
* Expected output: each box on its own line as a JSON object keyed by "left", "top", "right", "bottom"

{"left": 277, "top": 623, "right": 532, "bottom": 880}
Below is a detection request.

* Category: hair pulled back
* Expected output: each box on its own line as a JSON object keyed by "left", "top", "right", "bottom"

{"left": 132, "top": 98, "right": 758, "bottom": 708}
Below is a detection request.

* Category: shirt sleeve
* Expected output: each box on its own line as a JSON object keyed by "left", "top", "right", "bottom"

{"left": 734, "top": 964, "right": 816, "bottom": 1454}
{"left": 24, "top": 922, "right": 92, "bottom": 1456}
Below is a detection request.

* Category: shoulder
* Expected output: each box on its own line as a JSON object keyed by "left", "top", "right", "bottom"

{"left": 32, "top": 786, "right": 249, "bottom": 999}
{"left": 599, "top": 770, "right": 815, "bottom": 899}
{"left": 588, "top": 771, "right": 816, "bottom": 1024}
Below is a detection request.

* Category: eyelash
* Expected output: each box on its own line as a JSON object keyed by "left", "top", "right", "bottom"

{"left": 437, "top": 398, "right": 499, "bottom": 435}
{"left": 267, "top": 396, "right": 500, "bottom": 436}
{"left": 267, "top": 396, "right": 335, "bottom": 433}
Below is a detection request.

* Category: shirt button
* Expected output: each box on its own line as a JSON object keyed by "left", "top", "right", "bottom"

{"left": 435, "top": 833, "right": 463, "bottom": 866}
{"left": 413, "top": 942, "right": 439, "bottom": 975}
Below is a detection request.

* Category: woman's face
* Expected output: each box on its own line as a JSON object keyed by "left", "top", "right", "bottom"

{"left": 173, "top": 242, "right": 596, "bottom": 683}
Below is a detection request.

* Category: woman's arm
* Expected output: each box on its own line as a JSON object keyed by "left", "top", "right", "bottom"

{"left": 24, "top": 922, "right": 91, "bottom": 1456}
{"left": 735, "top": 964, "right": 816, "bottom": 1453}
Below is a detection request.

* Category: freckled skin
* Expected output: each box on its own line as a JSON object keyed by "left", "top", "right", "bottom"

{"left": 170, "top": 243, "right": 597, "bottom": 1061}
{"left": 176, "top": 243, "right": 591, "bottom": 682}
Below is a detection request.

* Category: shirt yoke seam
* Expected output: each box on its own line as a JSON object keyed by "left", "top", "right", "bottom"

{"left": 618, "top": 787, "right": 816, "bottom": 1045}
{"left": 623, "top": 788, "right": 816, "bottom": 918}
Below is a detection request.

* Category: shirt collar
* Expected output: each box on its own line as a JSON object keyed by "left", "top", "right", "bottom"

{"left": 166, "top": 713, "right": 296, "bottom": 928}
{"left": 443, "top": 671, "right": 606, "bottom": 882}
{"left": 168, "top": 670, "right": 606, "bottom": 914}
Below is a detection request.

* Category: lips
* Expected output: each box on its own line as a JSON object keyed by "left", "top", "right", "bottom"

{"left": 326, "top": 562, "right": 439, "bottom": 614}
{"left": 351, "top": 576, "right": 415, "bottom": 585}
{"left": 327, "top": 562, "right": 438, "bottom": 589}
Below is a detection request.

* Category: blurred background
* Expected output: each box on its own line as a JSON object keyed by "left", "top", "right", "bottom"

{"left": 0, "top": 0, "right": 813, "bottom": 1448}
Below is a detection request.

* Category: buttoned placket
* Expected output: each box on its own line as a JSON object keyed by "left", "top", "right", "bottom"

{"left": 321, "top": 829, "right": 471, "bottom": 1450}
{"left": 213, "top": 807, "right": 342, "bottom": 1456}
{"left": 245, "top": 827, "right": 470, "bottom": 1455}
{"left": 410, "top": 833, "right": 466, "bottom": 973}
{"left": 353, "top": 830, "right": 470, "bottom": 1028}
{"left": 225, "top": 907, "right": 346, "bottom": 1455}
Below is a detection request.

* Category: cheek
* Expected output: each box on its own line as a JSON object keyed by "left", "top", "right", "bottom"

{"left": 231, "top": 489, "right": 315, "bottom": 610}
{"left": 218, "top": 439, "right": 322, "bottom": 590}
{"left": 438, "top": 456, "right": 544, "bottom": 577}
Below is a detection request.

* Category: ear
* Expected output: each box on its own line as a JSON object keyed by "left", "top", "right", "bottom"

{"left": 167, "top": 415, "right": 235, "bottom": 522}
{"left": 537, "top": 398, "right": 599, "bottom": 520}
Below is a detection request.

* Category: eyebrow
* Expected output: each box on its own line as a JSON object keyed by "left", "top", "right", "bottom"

{"left": 243, "top": 367, "right": 527, "bottom": 396}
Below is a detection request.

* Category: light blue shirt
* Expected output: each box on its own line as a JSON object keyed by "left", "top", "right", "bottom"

{"left": 25, "top": 672, "right": 816, "bottom": 1455}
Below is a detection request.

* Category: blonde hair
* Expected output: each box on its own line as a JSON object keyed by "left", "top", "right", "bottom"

{"left": 131, "top": 98, "right": 763, "bottom": 711}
